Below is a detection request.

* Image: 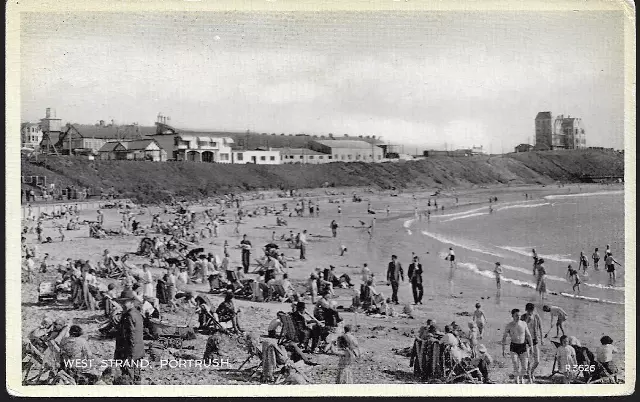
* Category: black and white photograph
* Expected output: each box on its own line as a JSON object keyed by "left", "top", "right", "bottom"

{"left": 6, "top": 0, "right": 635, "bottom": 397}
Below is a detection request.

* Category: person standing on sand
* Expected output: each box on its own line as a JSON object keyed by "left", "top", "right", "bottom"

{"left": 472, "top": 303, "right": 487, "bottom": 339}
{"left": 521, "top": 303, "right": 544, "bottom": 382}
{"left": 338, "top": 205, "right": 342, "bottom": 216}
{"left": 502, "top": 308, "right": 533, "bottom": 384}
{"left": 114, "top": 290, "right": 144, "bottom": 384}
{"left": 407, "top": 256, "right": 423, "bottom": 305}
{"left": 299, "top": 230, "right": 308, "bottom": 260}
{"left": 446, "top": 248, "right": 457, "bottom": 295}
{"left": 592, "top": 248, "right": 601, "bottom": 271}
{"left": 240, "top": 234, "right": 252, "bottom": 274}
{"left": 386, "top": 255, "right": 404, "bottom": 305}
{"left": 330, "top": 220, "right": 339, "bottom": 238}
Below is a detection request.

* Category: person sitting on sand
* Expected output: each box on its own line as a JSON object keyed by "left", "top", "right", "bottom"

{"left": 215, "top": 292, "right": 244, "bottom": 334}
{"left": 46, "top": 318, "right": 71, "bottom": 354}
{"left": 472, "top": 344, "right": 494, "bottom": 383}
{"left": 555, "top": 335, "right": 577, "bottom": 383}
{"left": 28, "top": 317, "right": 54, "bottom": 352}
{"left": 595, "top": 335, "right": 618, "bottom": 379}
{"left": 59, "top": 324, "right": 93, "bottom": 379}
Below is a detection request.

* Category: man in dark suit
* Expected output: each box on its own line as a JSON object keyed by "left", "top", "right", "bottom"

{"left": 386, "top": 255, "right": 404, "bottom": 305}
{"left": 114, "top": 289, "right": 145, "bottom": 384}
{"left": 408, "top": 256, "right": 424, "bottom": 305}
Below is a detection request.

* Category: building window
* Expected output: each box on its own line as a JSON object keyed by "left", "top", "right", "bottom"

{"left": 341, "top": 155, "right": 345, "bottom": 160}
{"left": 319, "top": 156, "right": 323, "bottom": 159}
{"left": 211, "top": 142, "right": 217, "bottom": 147}
{"left": 299, "top": 155, "right": 304, "bottom": 159}
{"left": 328, "top": 156, "right": 332, "bottom": 160}
{"left": 347, "top": 154, "right": 352, "bottom": 160}
{"left": 237, "top": 153, "right": 244, "bottom": 161}
{"left": 270, "top": 156, "right": 275, "bottom": 161}
{"left": 356, "top": 154, "right": 361, "bottom": 160}
{"left": 309, "top": 156, "right": 314, "bottom": 160}
{"left": 260, "top": 156, "right": 266, "bottom": 161}
{"left": 220, "top": 153, "right": 229, "bottom": 160}
{"left": 377, "top": 155, "right": 381, "bottom": 160}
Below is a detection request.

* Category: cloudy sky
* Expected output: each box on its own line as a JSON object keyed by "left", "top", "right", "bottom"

{"left": 20, "top": 11, "right": 625, "bottom": 150}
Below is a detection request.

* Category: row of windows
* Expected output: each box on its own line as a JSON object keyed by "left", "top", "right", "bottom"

{"left": 282, "top": 155, "right": 330, "bottom": 160}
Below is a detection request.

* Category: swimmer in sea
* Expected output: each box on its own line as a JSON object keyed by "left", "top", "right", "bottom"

{"left": 494, "top": 262, "right": 503, "bottom": 291}
{"left": 502, "top": 308, "right": 533, "bottom": 384}
{"left": 531, "top": 249, "right": 539, "bottom": 276}
{"left": 605, "top": 252, "right": 622, "bottom": 286}
{"left": 578, "top": 251, "right": 589, "bottom": 274}
{"left": 592, "top": 248, "right": 600, "bottom": 271}
{"left": 566, "top": 265, "right": 581, "bottom": 296}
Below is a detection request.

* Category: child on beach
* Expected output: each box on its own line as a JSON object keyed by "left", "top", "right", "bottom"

{"left": 566, "top": 265, "right": 581, "bottom": 295}
{"left": 555, "top": 335, "right": 577, "bottom": 383}
{"left": 493, "top": 262, "right": 503, "bottom": 291}
{"left": 592, "top": 248, "right": 600, "bottom": 271}
{"left": 331, "top": 334, "right": 359, "bottom": 384}
{"left": 578, "top": 252, "right": 589, "bottom": 274}
{"left": 472, "top": 303, "right": 487, "bottom": 339}
{"left": 467, "top": 322, "right": 479, "bottom": 357}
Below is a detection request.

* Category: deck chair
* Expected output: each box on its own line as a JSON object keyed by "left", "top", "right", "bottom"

{"left": 237, "top": 334, "right": 264, "bottom": 379}
{"left": 545, "top": 340, "right": 565, "bottom": 380}
{"left": 443, "top": 345, "right": 483, "bottom": 383}
{"left": 588, "top": 360, "right": 620, "bottom": 384}
{"left": 261, "top": 338, "right": 292, "bottom": 383}
{"left": 278, "top": 314, "right": 300, "bottom": 346}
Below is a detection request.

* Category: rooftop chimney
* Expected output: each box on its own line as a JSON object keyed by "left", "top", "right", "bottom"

{"left": 45, "top": 108, "right": 51, "bottom": 118}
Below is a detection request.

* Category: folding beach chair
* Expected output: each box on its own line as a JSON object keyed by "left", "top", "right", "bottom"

{"left": 545, "top": 340, "right": 565, "bottom": 380}
{"left": 237, "top": 334, "right": 264, "bottom": 379}
{"left": 588, "top": 360, "right": 620, "bottom": 384}
{"left": 278, "top": 314, "right": 300, "bottom": 346}
{"left": 443, "top": 345, "right": 483, "bottom": 384}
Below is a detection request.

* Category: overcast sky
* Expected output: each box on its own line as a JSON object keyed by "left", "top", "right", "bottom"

{"left": 20, "top": 11, "right": 625, "bottom": 151}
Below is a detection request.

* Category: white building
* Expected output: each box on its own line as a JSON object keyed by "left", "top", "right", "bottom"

{"left": 279, "top": 148, "right": 331, "bottom": 164}
{"left": 231, "top": 148, "right": 281, "bottom": 165}
{"left": 21, "top": 123, "right": 43, "bottom": 150}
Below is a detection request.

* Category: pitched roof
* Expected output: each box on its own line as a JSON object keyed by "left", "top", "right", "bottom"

{"left": 311, "top": 140, "right": 380, "bottom": 149}
{"left": 535, "top": 112, "right": 552, "bottom": 120}
{"left": 121, "top": 139, "right": 159, "bottom": 150}
{"left": 278, "top": 147, "right": 325, "bottom": 155}
{"left": 67, "top": 124, "right": 155, "bottom": 140}
{"left": 98, "top": 142, "right": 125, "bottom": 152}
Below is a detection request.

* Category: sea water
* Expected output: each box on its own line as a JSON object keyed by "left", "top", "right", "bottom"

{"left": 416, "top": 190, "right": 625, "bottom": 304}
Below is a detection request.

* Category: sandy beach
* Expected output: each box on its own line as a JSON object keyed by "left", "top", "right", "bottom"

{"left": 20, "top": 182, "right": 625, "bottom": 385}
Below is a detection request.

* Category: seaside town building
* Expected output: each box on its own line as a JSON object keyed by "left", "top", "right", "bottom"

{"left": 535, "top": 111, "right": 586, "bottom": 150}
{"left": 279, "top": 148, "right": 331, "bottom": 164}
{"left": 308, "top": 139, "right": 385, "bottom": 162}
{"left": 147, "top": 114, "right": 234, "bottom": 162}
{"left": 514, "top": 143, "right": 534, "bottom": 153}
{"left": 98, "top": 139, "right": 167, "bottom": 161}
{"left": 231, "top": 148, "right": 281, "bottom": 165}
{"left": 39, "top": 108, "right": 64, "bottom": 153}
{"left": 21, "top": 123, "right": 43, "bottom": 150}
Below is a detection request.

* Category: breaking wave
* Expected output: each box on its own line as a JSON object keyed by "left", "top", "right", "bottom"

{"left": 455, "top": 262, "right": 623, "bottom": 305}
{"left": 498, "top": 245, "right": 575, "bottom": 263}
{"left": 421, "top": 231, "right": 506, "bottom": 258}
{"left": 544, "top": 190, "right": 624, "bottom": 200}
{"left": 497, "top": 202, "right": 550, "bottom": 211}
{"left": 441, "top": 212, "right": 489, "bottom": 222}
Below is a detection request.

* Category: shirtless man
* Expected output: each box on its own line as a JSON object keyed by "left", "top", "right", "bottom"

{"left": 502, "top": 308, "right": 533, "bottom": 384}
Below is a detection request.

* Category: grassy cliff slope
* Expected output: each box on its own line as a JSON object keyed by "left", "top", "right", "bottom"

{"left": 21, "top": 149, "right": 624, "bottom": 203}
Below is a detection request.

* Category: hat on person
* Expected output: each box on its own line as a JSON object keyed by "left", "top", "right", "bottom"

{"left": 568, "top": 336, "right": 581, "bottom": 347}
{"left": 54, "top": 318, "right": 67, "bottom": 326}
{"left": 477, "top": 344, "right": 487, "bottom": 353}
{"left": 115, "top": 289, "right": 137, "bottom": 302}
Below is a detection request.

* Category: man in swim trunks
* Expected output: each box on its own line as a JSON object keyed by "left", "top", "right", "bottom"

{"left": 521, "top": 303, "right": 544, "bottom": 382}
{"left": 502, "top": 308, "right": 533, "bottom": 384}
{"left": 542, "top": 305, "right": 568, "bottom": 337}
{"left": 566, "top": 265, "right": 581, "bottom": 295}
{"left": 605, "top": 252, "right": 621, "bottom": 286}
{"left": 592, "top": 248, "right": 600, "bottom": 271}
